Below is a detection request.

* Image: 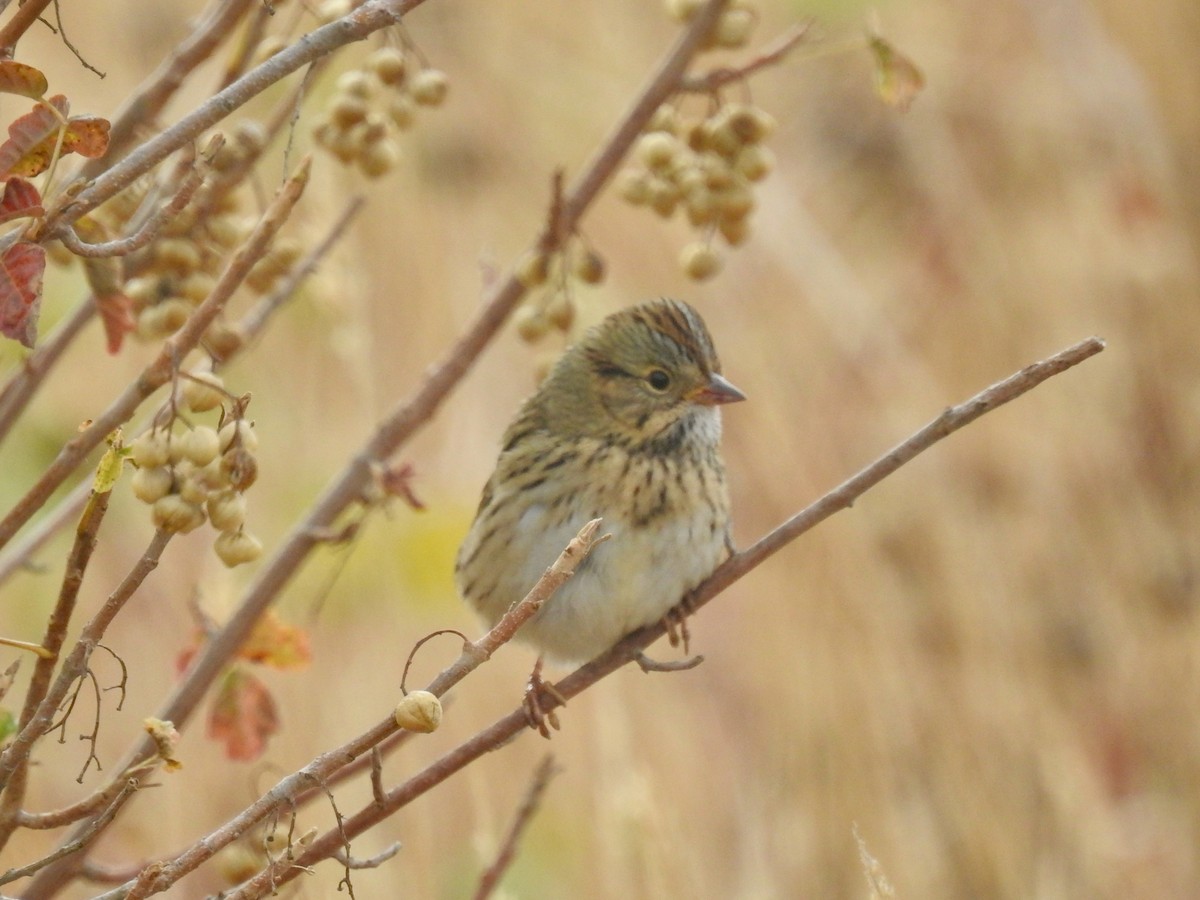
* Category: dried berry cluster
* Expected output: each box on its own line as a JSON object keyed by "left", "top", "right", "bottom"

{"left": 95, "top": 121, "right": 297, "bottom": 356}
{"left": 618, "top": 100, "right": 775, "bottom": 281}
{"left": 129, "top": 371, "right": 263, "bottom": 567}
{"left": 313, "top": 45, "right": 448, "bottom": 178}
{"left": 511, "top": 243, "right": 608, "bottom": 346}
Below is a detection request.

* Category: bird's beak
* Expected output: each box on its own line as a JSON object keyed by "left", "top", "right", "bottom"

{"left": 690, "top": 373, "right": 746, "bottom": 406}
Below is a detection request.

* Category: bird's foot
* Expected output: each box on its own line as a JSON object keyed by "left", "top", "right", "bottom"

{"left": 523, "top": 657, "right": 566, "bottom": 739}
{"left": 661, "top": 593, "right": 697, "bottom": 654}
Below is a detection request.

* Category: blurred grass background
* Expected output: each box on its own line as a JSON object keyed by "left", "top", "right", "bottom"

{"left": 2, "top": 0, "right": 1199, "bottom": 896}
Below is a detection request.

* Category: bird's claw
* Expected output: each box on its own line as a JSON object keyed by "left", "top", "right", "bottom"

{"left": 523, "top": 658, "right": 566, "bottom": 739}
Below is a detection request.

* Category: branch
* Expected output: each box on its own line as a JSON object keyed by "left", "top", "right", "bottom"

{"left": 0, "top": 0, "right": 53, "bottom": 54}
{"left": 473, "top": 755, "right": 558, "bottom": 900}
{"left": 222, "top": 336, "right": 1107, "bottom": 896}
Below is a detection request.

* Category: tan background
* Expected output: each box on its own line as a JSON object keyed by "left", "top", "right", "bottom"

{"left": 2, "top": 0, "right": 1199, "bottom": 896}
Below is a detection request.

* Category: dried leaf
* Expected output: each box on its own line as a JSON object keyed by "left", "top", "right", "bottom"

{"left": 0, "top": 176, "right": 43, "bottom": 225}
{"left": 0, "top": 242, "right": 45, "bottom": 348}
{"left": 0, "top": 95, "right": 68, "bottom": 180}
{"left": 208, "top": 668, "right": 279, "bottom": 762}
{"left": 78, "top": 236, "right": 132, "bottom": 354}
{"left": 869, "top": 36, "right": 924, "bottom": 113}
{"left": 0, "top": 61, "right": 48, "bottom": 99}
{"left": 62, "top": 115, "right": 110, "bottom": 159}
{"left": 93, "top": 429, "right": 126, "bottom": 493}
{"left": 238, "top": 610, "right": 311, "bottom": 670}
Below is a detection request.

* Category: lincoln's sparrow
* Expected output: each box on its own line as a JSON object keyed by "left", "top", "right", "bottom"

{"left": 456, "top": 298, "right": 744, "bottom": 665}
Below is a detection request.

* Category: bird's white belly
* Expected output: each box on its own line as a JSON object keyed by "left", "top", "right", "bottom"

{"left": 505, "top": 501, "right": 721, "bottom": 664}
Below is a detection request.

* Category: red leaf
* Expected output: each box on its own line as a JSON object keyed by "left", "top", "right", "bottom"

{"left": 0, "top": 177, "right": 43, "bottom": 225}
{"left": 0, "top": 95, "right": 68, "bottom": 180}
{"left": 0, "top": 61, "right": 48, "bottom": 99}
{"left": 95, "top": 289, "right": 133, "bottom": 354}
{"left": 208, "top": 668, "right": 280, "bottom": 762}
{"left": 63, "top": 115, "right": 110, "bottom": 159}
{"left": 238, "top": 610, "right": 312, "bottom": 670}
{"left": 0, "top": 242, "right": 45, "bottom": 348}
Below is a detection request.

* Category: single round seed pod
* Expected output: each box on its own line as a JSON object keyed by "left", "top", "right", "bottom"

{"left": 177, "top": 471, "right": 210, "bottom": 506}
{"left": 665, "top": 0, "right": 704, "bottom": 24}
{"left": 647, "top": 105, "right": 680, "bottom": 135}
{"left": 718, "top": 215, "right": 752, "bottom": 246}
{"left": 616, "top": 169, "right": 651, "bottom": 206}
{"left": 329, "top": 93, "right": 369, "bottom": 129}
{"left": 207, "top": 490, "right": 248, "bottom": 532}
{"left": 204, "top": 320, "right": 245, "bottom": 362}
{"left": 394, "top": 690, "right": 442, "bottom": 732}
{"left": 387, "top": 95, "right": 416, "bottom": 130}
{"left": 367, "top": 46, "right": 407, "bottom": 85}
{"left": 336, "top": 69, "right": 377, "bottom": 100}
{"left": 572, "top": 248, "right": 606, "bottom": 285}
{"left": 410, "top": 69, "right": 449, "bottom": 106}
{"left": 717, "top": 180, "right": 755, "bottom": 219}
{"left": 635, "top": 131, "right": 680, "bottom": 171}
{"left": 233, "top": 120, "right": 267, "bottom": 155}
{"left": 180, "top": 426, "right": 221, "bottom": 467}
{"left": 131, "top": 466, "right": 173, "bottom": 504}
{"left": 514, "top": 304, "right": 549, "bottom": 343}
{"left": 515, "top": 250, "right": 551, "bottom": 288}
{"left": 734, "top": 144, "right": 774, "bottom": 182}
{"left": 155, "top": 238, "right": 202, "bottom": 274}
{"left": 220, "top": 447, "right": 259, "bottom": 492}
{"left": 214, "top": 529, "right": 264, "bottom": 567}
{"left": 131, "top": 429, "right": 172, "bottom": 469}
{"left": 152, "top": 494, "right": 206, "bottom": 534}
{"left": 647, "top": 178, "right": 681, "bottom": 218}
{"left": 546, "top": 294, "right": 575, "bottom": 331}
{"left": 359, "top": 139, "right": 401, "bottom": 178}
{"left": 219, "top": 419, "right": 259, "bottom": 454}
{"left": 680, "top": 242, "right": 722, "bottom": 281}
{"left": 182, "top": 371, "right": 226, "bottom": 413}
{"left": 714, "top": 7, "right": 755, "bottom": 48}
{"left": 179, "top": 271, "right": 216, "bottom": 304}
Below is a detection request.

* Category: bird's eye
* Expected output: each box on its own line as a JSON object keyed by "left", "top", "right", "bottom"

{"left": 646, "top": 369, "right": 671, "bottom": 391}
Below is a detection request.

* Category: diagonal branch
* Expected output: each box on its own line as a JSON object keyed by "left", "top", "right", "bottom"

{"left": 221, "top": 335, "right": 1107, "bottom": 897}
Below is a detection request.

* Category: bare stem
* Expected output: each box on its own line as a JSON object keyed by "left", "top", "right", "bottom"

{"left": 473, "top": 755, "right": 558, "bottom": 900}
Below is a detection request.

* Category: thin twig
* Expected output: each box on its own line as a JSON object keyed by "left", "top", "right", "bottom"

{"left": 53, "top": 147, "right": 213, "bottom": 257}
{"left": 218, "top": 336, "right": 1107, "bottom": 897}
{"left": 473, "top": 755, "right": 558, "bottom": 900}
{"left": 332, "top": 841, "right": 401, "bottom": 870}
{"left": 678, "top": 21, "right": 812, "bottom": 93}
{"left": 0, "top": 779, "right": 138, "bottom": 886}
